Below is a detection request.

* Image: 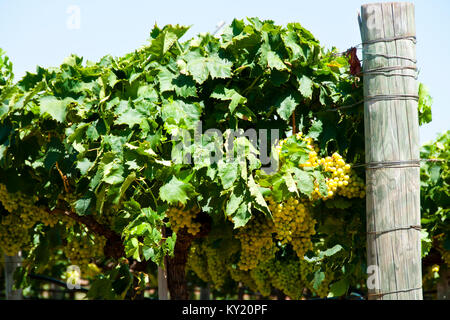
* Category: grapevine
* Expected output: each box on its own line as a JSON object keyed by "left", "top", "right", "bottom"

{"left": 235, "top": 214, "right": 277, "bottom": 271}
{"left": 0, "top": 214, "right": 30, "bottom": 256}
{"left": 267, "top": 196, "right": 316, "bottom": 259}
{"left": 0, "top": 15, "right": 439, "bottom": 301}
{"left": 186, "top": 242, "right": 211, "bottom": 283}
{"left": 62, "top": 229, "right": 106, "bottom": 268}
{"left": 166, "top": 204, "right": 202, "bottom": 236}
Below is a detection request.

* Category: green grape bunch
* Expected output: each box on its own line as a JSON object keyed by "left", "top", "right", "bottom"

{"left": 0, "top": 214, "right": 30, "bottom": 256}
{"left": 0, "top": 184, "right": 72, "bottom": 228}
{"left": 186, "top": 241, "right": 211, "bottom": 283}
{"left": 267, "top": 196, "right": 316, "bottom": 259}
{"left": 235, "top": 214, "right": 278, "bottom": 271}
{"left": 166, "top": 204, "right": 202, "bottom": 236}
{"left": 63, "top": 231, "right": 106, "bottom": 267}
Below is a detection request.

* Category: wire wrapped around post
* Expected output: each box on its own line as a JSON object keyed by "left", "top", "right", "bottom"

{"left": 359, "top": 2, "right": 422, "bottom": 300}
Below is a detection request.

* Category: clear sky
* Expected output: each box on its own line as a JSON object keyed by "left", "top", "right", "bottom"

{"left": 0, "top": 0, "right": 448, "bottom": 144}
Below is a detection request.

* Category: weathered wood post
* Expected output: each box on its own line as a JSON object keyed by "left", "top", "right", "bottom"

{"left": 4, "top": 253, "right": 23, "bottom": 300}
{"left": 158, "top": 225, "right": 169, "bottom": 300}
{"left": 158, "top": 262, "right": 169, "bottom": 300}
{"left": 359, "top": 2, "right": 422, "bottom": 300}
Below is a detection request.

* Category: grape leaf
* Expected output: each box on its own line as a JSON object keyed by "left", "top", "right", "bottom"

{"left": 159, "top": 176, "right": 194, "bottom": 205}
{"left": 115, "top": 109, "right": 145, "bottom": 128}
{"left": 74, "top": 191, "right": 95, "bottom": 216}
{"left": 218, "top": 161, "right": 238, "bottom": 190}
{"left": 298, "top": 75, "right": 313, "bottom": 99}
{"left": 292, "top": 168, "right": 314, "bottom": 197}
{"left": 231, "top": 201, "right": 252, "bottom": 228}
{"left": 38, "top": 96, "right": 72, "bottom": 122}
{"left": 276, "top": 93, "right": 298, "bottom": 121}
{"left": 328, "top": 279, "right": 349, "bottom": 297}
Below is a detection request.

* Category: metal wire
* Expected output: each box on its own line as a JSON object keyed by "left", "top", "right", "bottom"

{"left": 351, "top": 159, "right": 447, "bottom": 169}
{"left": 327, "top": 94, "right": 419, "bottom": 112}
{"left": 364, "top": 72, "right": 418, "bottom": 79}
{"left": 361, "top": 65, "right": 418, "bottom": 79}
{"left": 365, "top": 94, "right": 419, "bottom": 103}
{"left": 363, "top": 65, "right": 417, "bottom": 74}
{"left": 353, "top": 160, "right": 420, "bottom": 169}
{"left": 362, "top": 35, "right": 417, "bottom": 46}
{"left": 363, "top": 52, "right": 417, "bottom": 63}
{"left": 326, "top": 100, "right": 364, "bottom": 112}
{"left": 367, "top": 225, "right": 421, "bottom": 236}
{"left": 368, "top": 286, "right": 422, "bottom": 299}
{"left": 333, "top": 35, "right": 417, "bottom": 56}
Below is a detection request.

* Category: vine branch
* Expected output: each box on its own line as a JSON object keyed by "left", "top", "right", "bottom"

{"left": 50, "top": 207, "right": 124, "bottom": 260}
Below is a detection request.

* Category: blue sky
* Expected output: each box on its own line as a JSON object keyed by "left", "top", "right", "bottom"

{"left": 0, "top": 0, "right": 448, "bottom": 144}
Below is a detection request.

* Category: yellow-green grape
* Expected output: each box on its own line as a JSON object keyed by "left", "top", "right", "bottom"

{"left": 276, "top": 133, "right": 320, "bottom": 169}
{"left": 203, "top": 243, "right": 229, "bottom": 289}
{"left": 186, "top": 242, "right": 211, "bottom": 283}
{"left": 89, "top": 204, "right": 115, "bottom": 228}
{"left": 300, "top": 135, "right": 320, "bottom": 168}
{"left": 166, "top": 204, "right": 201, "bottom": 236}
{"left": 0, "top": 214, "right": 30, "bottom": 256}
{"left": 235, "top": 215, "right": 277, "bottom": 271}
{"left": 264, "top": 258, "right": 307, "bottom": 299}
{"left": 250, "top": 265, "right": 272, "bottom": 297}
{"left": 0, "top": 184, "right": 72, "bottom": 229}
{"left": 80, "top": 263, "right": 102, "bottom": 278}
{"left": 422, "top": 264, "right": 440, "bottom": 285}
{"left": 0, "top": 184, "right": 20, "bottom": 212}
{"left": 228, "top": 266, "right": 259, "bottom": 293}
{"left": 188, "top": 238, "right": 240, "bottom": 289}
{"left": 274, "top": 137, "right": 364, "bottom": 201}
{"left": 299, "top": 259, "right": 315, "bottom": 283}
{"left": 337, "top": 171, "right": 366, "bottom": 199}
{"left": 313, "top": 153, "right": 351, "bottom": 200}
{"left": 63, "top": 231, "right": 106, "bottom": 267}
{"left": 267, "top": 197, "right": 316, "bottom": 259}
{"left": 21, "top": 204, "right": 60, "bottom": 229}
{"left": 291, "top": 236, "right": 314, "bottom": 260}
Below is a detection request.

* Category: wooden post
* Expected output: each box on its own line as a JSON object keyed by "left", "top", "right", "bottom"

{"left": 359, "top": 2, "right": 422, "bottom": 300}
{"left": 158, "top": 261, "right": 169, "bottom": 300}
{"left": 158, "top": 225, "right": 169, "bottom": 300}
{"left": 4, "top": 253, "right": 23, "bottom": 300}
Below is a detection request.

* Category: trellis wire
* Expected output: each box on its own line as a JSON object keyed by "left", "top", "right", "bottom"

{"left": 327, "top": 94, "right": 419, "bottom": 112}
{"left": 368, "top": 286, "right": 422, "bottom": 299}
{"left": 352, "top": 158, "right": 447, "bottom": 169}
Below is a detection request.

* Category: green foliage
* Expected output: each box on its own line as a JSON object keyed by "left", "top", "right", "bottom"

{"left": 0, "top": 18, "right": 438, "bottom": 300}
{"left": 0, "top": 48, "right": 14, "bottom": 89}
{"left": 0, "top": 19, "right": 366, "bottom": 299}
{"left": 420, "top": 131, "right": 449, "bottom": 258}
{"left": 418, "top": 83, "right": 433, "bottom": 125}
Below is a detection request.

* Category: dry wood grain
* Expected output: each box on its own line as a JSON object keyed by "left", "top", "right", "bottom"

{"left": 359, "top": 2, "right": 422, "bottom": 300}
